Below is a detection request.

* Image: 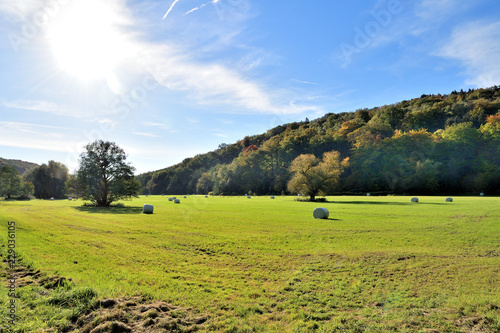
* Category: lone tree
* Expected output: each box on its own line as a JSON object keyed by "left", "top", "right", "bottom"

{"left": 287, "top": 151, "right": 349, "bottom": 201}
{"left": 75, "top": 140, "right": 140, "bottom": 207}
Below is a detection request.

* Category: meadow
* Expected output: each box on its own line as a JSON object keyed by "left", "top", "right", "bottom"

{"left": 1, "top": 195, "right": 499, "bottom": 332}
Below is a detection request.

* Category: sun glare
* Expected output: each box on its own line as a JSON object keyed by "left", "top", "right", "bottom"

{"left": 47, "top": 0, "right": 129, "bottom": 80}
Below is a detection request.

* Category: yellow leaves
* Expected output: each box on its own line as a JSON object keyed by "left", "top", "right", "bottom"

{"left": 288, "top": 150, "right": 349, "bottom": 197}
{"left": 480, "top": 113, "right": 500, "bottom": 140}
{"left": 341, "top": 157, "right": 350, "bottom": 169}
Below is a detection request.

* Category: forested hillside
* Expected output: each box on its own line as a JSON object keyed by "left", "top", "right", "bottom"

{"left": 137, "top": 86, "right": 500, "bottom": 196}
{"left": 0, "top": 158, "right": 38, "bottom": 175}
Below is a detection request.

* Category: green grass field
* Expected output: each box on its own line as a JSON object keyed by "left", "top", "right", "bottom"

{"left": 1, "top": 195, "right": 499, "bottom": 332}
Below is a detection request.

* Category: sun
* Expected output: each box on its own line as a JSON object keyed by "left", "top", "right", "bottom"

{"left": 47, "top": 0, "right": 130, "bottom": 80}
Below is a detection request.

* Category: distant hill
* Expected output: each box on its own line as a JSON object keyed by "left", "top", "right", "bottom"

{"left": 137, "top": 86, "right": 500, "bottom": 196}
{"left": 0, "top": 158, "right": 38, "bottom": 174}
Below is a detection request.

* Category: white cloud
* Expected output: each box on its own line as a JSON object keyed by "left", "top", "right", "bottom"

{"left": 0, "top": 121, "right": 73, "bottom": 136}
{"left": 103, "top": 0, "right": 319, "bottom": 116}
{"left": 0, "top": 121, "right": 81, "bottom": 154}
{"left": 291, "top": 79, "right": 318, "bottom": 85}
{"left": 133, "top": 132, "right": 160, "bottom": 138}
{"left": 143, "top": 122, "right": 171, "bottom": 130}
{"left": 138, "top": 44, "right": 319, "bottom": 115}
{"left": 0, "top": 0, "right": 39, "bottom": 20}
{"left": 415, "top": 0, "right": 473, "bottom": 20}
{"left": 5, "top": 0, "right": 320, "bottom": 120}
{"left": 2, "top": 100, "right": 87, "bottom": 118}
{"left": 439, "top": 20, "right": 500, "bottom": 87}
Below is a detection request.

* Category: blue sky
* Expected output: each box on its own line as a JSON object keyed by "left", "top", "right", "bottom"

{"left": 0, "top": 0, "right": 499, "bottom": 174}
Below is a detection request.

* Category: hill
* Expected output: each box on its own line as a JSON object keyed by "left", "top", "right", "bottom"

{"left": 137, "top": 86, "right": 500, "bottom": 196}
{"left": 0, "top": 157, "right": 38, "bottom": 174}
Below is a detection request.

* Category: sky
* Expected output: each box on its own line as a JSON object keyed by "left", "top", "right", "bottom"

{"left": 0, "top": 0, "right": 499, "bottom": 174}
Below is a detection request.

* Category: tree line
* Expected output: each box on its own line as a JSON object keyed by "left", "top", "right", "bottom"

{"left": 137, "top": 86, "right": 500, "bottom": 197}
{"left": 0, "top": 141, "right": 139, "bottom": 206}
{"left": 2, "top": 86, "right": 499, "bottom": 202}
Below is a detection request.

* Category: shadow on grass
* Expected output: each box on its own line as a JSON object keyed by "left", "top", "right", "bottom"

{"left": 324, "top": 201, "right": 447, "bottom": 206}
{"left": 72, "top": 206, "right": 144, "bottom": 214}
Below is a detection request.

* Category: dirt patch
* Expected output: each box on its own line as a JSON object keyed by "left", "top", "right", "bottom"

{"left": 456, "top": 315, "right": 495, "bottom": 333}
{"left": 3, "top": 258, "right": 207, "bottom": 333}
{"left": 66, "top": 297, "right": 208, "bottom": 333}
{"left": 7, "top": 264, "right": 72, "bottom": 289}
{"left": 4, "top": 257, "right": 73, "bottom": 289}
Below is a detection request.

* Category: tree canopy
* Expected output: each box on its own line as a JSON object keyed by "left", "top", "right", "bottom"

{"left": 25, "top": 160, "right": 69, "bottom": 199}
{"left": 0, "top": 165, "right": 34, "bottom": 199}
{"left": 287, "top": 151, "right": 349, "bottom": 200}
{"left": 136, "top": 86, "right": 500, "bottom": 196}
{"left": 75, "top": 140, "right": 140, "bottom": 206}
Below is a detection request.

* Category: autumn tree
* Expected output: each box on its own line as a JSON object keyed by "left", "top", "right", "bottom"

{"left": 287, "top": 151, "right": 349, "bottom": 200}
{"left": 75, "top": 140, "right": 140, "bottom": 206}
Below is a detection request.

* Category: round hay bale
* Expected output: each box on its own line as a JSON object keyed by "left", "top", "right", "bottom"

{"left": 270, "top": 196, "right": 275, "bottom": 199}
{"left": 298, "top": 193, "right": 302, "bottom": 197}
{"left": 446, "top": 197, "right": 453, "bottom": 202}
{"left": 68, "top": 197, "right": 72, "bottom": 201}
{"left": 480, "top": 192, "right": 485, "bottom": 196}
{"left": 367, "top": 193, "right": 371, "bottom": 196}
{"left": 313, "top": 207, "right": 329, "bottom": 219}
{"left": 411, "top": 197, "right": 419, "bottom": 203}
{"left": 143, "top": 204, "right": 154, "bottom": 214}
{"left": 174, "top": 199, "right": 180, "bottom": 204}
{"left": 205, "top": 195, "right": 208, "bottom": 198}
{"left": 247, "top": 196, "right": 251, "bottom": 199}
{"left": 168, "top": 198, "right": 173, "bottom": 201}
{"left": 183, "top": 196, "right": 187, "bottom": 198}
{"left": 50, "top": 197, "right": 54, "bottom": 200}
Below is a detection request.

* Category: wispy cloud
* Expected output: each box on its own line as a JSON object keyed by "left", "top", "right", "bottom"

{"left": 0, "top": 121, "right": 75, "bottom": 135}
{"left": 143, "top": 122, "right": 171, "bottom": 130}
{"left": 438, "top": 20, "right": 500, "bottom": 87}
{"left": 291, "top": 79, "right": 318, "bottom": 85}
{"left": 0, "top": 121, "right": 79, "bottom": 153}
{"left": 415, "top": 0, "right": 473, "bottom": 20}
{"left": 139, "top": 44, "right": 319, "bottom": 115}
{"left": 5, "top": 0, "right": 320, "bottom": 120}
{"left": 0, "top": 121, "right": 14, "bottom": 130}
{"left": 133, "top": 132, "right": 160, "bottom": 138}
{"left": 2, "top": 100, "right": 86, "bottom": 118}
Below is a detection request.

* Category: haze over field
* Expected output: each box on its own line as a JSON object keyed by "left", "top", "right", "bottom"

{"left": 1, "top": 0, "right": 499, "bottom": 173}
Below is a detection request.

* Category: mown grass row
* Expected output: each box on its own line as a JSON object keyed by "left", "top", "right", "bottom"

{"left": 1, "top": 196, "right": 499, "bottom": 331}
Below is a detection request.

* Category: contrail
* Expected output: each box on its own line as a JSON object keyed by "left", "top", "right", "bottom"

{"left": 163, "top": 0, "right": 181, "bottom": 20}
{"left": 185, "top": 4, "right": 206, "bottom": 15}
{"left": 0, "top": 122, "right": 14, "bottom": 130}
